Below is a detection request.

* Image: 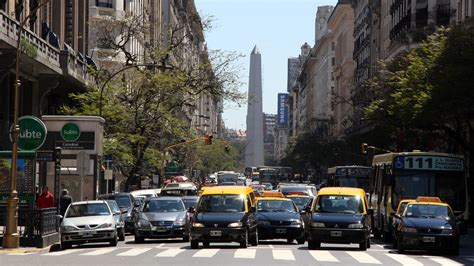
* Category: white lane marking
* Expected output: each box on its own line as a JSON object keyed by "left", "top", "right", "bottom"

{"left": 309, "top": 250, "right": 339, "bottom": 262}
{"left": 385, "top": 253, "right": 423, "bottom": 265}
{"left": 156, "top": 244, "right": 164, "bottom": 248}
{"left": 268, "top": 244, "right": 274, "bottom": 249}
{"left": 155, "top": 248, "right": 185, "bottom": 257}
{"left": 117, "top": 248, "right": 152, "bottom": 256}
{"left": 272, "top": 249, "right": 295, "bottom": 261}
{"left": 80, "top": 248, "right": 116, "bottom": 256}
{"left": 192, "top": 248, "right": 220, "bottom": 258}
{"left": 375, "top": 244, "right": 385, "bottom": 248}
{"left": 43, "top": 249, "right": 83, "bottom": 256}
{"left": 426, "top": 257, "right": 464, "bottom": 266}
{"left": 347, "top": 251, "right": 382, "bottom": 264}
{"left": 7, "top": 253, "right": 36, "bottom": 256}
{"left": 234, "top": 249, "right": 256, "bottom": 259}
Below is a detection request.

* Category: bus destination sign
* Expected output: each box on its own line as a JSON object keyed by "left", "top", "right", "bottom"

{"left": 335, "top": 168, "right": 371, "bottom": 177}
{"left": 394, "top": 156, "right": 464, "bottom": 171}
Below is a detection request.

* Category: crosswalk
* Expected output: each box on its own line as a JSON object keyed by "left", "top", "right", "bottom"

{"left": 4, "top": 247, "right": 471, "bottom": 265}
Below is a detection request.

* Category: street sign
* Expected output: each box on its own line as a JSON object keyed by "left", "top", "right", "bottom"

{"left": 76, "top": 151, "right": 90, "bottom": 177}
{"left": 11, "top": 116, "right": 47, "bottom": 151}
{"left": 166, "top": 161, "right": 179, "bottom": 173}
{"left": 60, "top": 123, "right": 81, "bottom": 142}
{"left": 104, "top": 169, "right": 113, "bottom": 180}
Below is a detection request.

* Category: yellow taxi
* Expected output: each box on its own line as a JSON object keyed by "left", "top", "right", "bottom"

{"left": 189, "top": 186, "right": 258, "bottom": 249}
{"left": 305, "top": 187, "right": 372, "bottom": 250}
{"left": 255, "top": 196, "right": 305, "bottom": 244}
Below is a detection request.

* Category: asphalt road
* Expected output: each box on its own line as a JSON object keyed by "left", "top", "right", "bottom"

{"left": 1, "top": 234, "right": 473, "bottom": 266}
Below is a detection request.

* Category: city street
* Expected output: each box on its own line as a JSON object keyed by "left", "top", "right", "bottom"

{"left": 1, "top": 234, "right": 473, "bottom": 266}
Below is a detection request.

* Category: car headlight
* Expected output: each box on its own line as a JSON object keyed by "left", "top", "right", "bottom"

{"left": 258, "top": 221, "right": 271, "bottom": 226}
{"left": 291, "top": 220, "right": 302, "bottom": 225}
{"left": 138, "top": 219, "right": 150, "bottom": 228}
{"left": 441, "top": 229, "right": 453, "bottom": 234}
{"left": 228, "top": 222, "right": 243, "bottom": 228}
{"left": 192, "top": 222, "right": 204, "bottom": 228}
{"left": 61, "top": 225, "right": 77, "bottom": 232}
{"left": 311, "top": 222, "right": 325, "bottom": 228}
{"left": 174, "top": 219, "right": 185, "bottom": 226}
{"left": 348, "top": 223, "right": 364, "bottom": 229}
{"left": 97, "top": 223, "right": 113, "bottom": 229}
{"left": 401, "top": 227, "right": 417, "bottom": 233}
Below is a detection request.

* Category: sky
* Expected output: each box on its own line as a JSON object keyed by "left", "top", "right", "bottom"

{"left": 195, "top": 0, "right": 338, "bottom": 130}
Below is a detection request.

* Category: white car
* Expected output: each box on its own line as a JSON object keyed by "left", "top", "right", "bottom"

{"left": 60, "top": 200, "right": 118, "bottom": 249}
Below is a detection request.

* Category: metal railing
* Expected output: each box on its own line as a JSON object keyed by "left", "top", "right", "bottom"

{"left": 0, "top": 206, "right": 58, "bottom": 238}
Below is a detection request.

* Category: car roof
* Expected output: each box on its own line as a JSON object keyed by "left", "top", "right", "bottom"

{"left": 201, "top": 186, "right": 253, "bottom": 195}
{"left": 317, "top": 187, "right": 366, "bottom": 197}
{"left": 147, "top": 196, "right": 184, "bottom": 201}
{"left": 286, "top": 194, "right": 312, "bottom": 198}
{"left": 181, "top": 196, "right": 199, "bottom": 199}
{"left": 71, "top": 200, "right": 108, "bottom": 205}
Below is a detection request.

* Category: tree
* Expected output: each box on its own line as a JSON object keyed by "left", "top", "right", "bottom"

{"left": 61, "top": 10, "right": 244, "bottom": 190}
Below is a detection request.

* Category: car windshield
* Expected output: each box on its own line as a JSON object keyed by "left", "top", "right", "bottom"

{"left": 289, "top": 197, "right": 311, "bottom": 207}
{"left": 142, "top": 199, "right": 184, "bottom": 212}
{"left": 66, "top": 203, "right": 111, "bottom": 218}
{"left": 198, "top": 194, "right": 245, "bottom": 213}
{"left": 280, "top": 187, "right": 310, "bottom": 196}
{"left": 404, "top": 204, "right": 453, "bottom": 219}
{"left": 114, "top": 196, "right": 131, "bottom": 209}
{"left": 161, "top": 189, "right": 198, "bottom": 196}
{"left": 257, "top": 200, "right": 297, "bottom": 213}
{"left": 182, "top": 199, "right": 198, "bottom": 209}
{"left": 315, "top": 195, "right": 364, "bottom": 214}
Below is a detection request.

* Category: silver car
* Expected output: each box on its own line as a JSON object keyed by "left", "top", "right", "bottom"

{"left": 105, "top": 200, "right": 126, "bottom": 241}
{"left": 134, "top": 197, "right": 189, "bottom": 243}
{"left": 60, "top": 200, "right": 118, "bottom": 249}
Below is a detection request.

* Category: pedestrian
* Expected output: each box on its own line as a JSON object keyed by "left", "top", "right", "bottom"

{"left": 59, "top": 189, "right": 73, "bottom": 216}
{"left": 36, "top": 186, "right": 55, "bottom": 209}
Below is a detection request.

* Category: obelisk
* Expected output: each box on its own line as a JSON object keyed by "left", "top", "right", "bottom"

{"left": 245, "top": 45, "right": 264, "bottom": 167}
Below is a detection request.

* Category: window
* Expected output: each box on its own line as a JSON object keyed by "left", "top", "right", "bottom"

{"left": 96, "top": 0, "right": 113, "bottom": 8}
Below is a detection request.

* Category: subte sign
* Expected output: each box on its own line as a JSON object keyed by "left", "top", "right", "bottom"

{"left": 10, "top": 116, "right": 47, "bottom": 151}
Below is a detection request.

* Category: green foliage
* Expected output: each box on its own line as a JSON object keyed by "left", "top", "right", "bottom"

{"left": 20, "top": 37, "right": 38, "bottom": 58}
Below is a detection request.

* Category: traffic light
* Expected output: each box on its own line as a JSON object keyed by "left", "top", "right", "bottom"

{"left": 224, "top": 145, "right": 230, "bottom": 153}
{"left": 204, "top": 134, "right": 213, "bottom": 145}
{"left": 361, "top": 143, "right": 368, "bottom": 154}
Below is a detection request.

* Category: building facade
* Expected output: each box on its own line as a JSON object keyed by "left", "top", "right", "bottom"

{"left": 327, "top": 1, "right": 356, "bottom": 139}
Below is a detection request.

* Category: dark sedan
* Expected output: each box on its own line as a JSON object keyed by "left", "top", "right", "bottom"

{"left": 394, "top": 202, "right": 460, "bottom": 255}
{"left": 134, "top": 197, "right": 189, "bottom": 243}
{"left": 255, "top": 198, "right": 305, "bottom": 244}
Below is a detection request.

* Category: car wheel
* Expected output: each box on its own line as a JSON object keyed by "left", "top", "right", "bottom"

{"left": 190, "top": 240, "right": 199, "bottom": 249}
{"left": 372, "top": 228, "right": 382, "bottom": 239}
{"left": 392, "top": 234, "right": 398, "bottom": 249}
{"left": 297, "top": 238, "right": 305, "bottom": 245}
{"left": 203, "top": 241, "right": 210, "bottom": 248}
{"left": 450, "top": 241, "right": 459, "bottom": 256}
{"left": 397, "top": 239, "right": 405, "bottom": 254}
{"left": 61, "top": 241, "right": 71, "bottom": 250}
{"left": 134, "top": 234, "right": 144, "bottom": 244}
{"left": 383, "top": 231, "right": 392, "bottom": 242}
{"left": 183, "top": 235, "right": 190, "bottom": 242}
{"left": 359, "top": 239, "right": 367, "bottom": 251}
{"left": 240, "top": 230, "right": 249, "bottom": 248}
{"left": 287, "top": 238, "right": 294, "bottom": 244}
{"left": 250, "top": 229, "right": 258, "bottom": 246}
{"left": 366, "top": 237, "right": 371, "bottom": 249}
{"left": 308, "top": 241, "right": 320, "bottom": 250}
{"left": 110, "top": 235, "right": 118, "bottom": 247}
{"left": 119, "top": 229, "right": 125, "bottom": 241}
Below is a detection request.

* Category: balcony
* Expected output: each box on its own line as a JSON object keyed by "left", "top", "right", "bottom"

{"left": 60, "top": 47, "right": 88, "bottom": 85}
{"left": 0, "top": 10, "right": 61, "bottom": 74}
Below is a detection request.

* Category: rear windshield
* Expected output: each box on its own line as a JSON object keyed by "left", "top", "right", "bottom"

{"left": 315, "top": 195, "right": 364, "bottom": 214}
{"left": 280, "top": 187, "right": 310, "bottom": 195}
{"left": 142, "top": 200, "right": 185, "bottom": 212}
{"left": 289, "top": 197, "right": 312, "bottom": 207}
{"left": 198, "top": 194, "right": 245, "bottom": 213}
{"left": 66, "top": 203, "right": 110, "bottom": 218}
{"left": 182, "top": 198, "right": 198, "bottom": 209}
{"left": 161, "top": 189, "right": 198, "bottom": 196}
{"left": 114, "top": 195, "right": 132, "bottom": 209}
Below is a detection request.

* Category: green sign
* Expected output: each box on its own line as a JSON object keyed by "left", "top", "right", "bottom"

{"left": 61, "top": 123, "right": 81, "bottom": 141}
{"left": 166, "top": 161, "right": 179, "bottom": 173}
{"left": 13, "top": 116, "right": 47, "bottom": 151}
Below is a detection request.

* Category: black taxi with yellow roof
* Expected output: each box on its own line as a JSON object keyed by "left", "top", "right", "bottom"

{"left": 305, "top": 187, "right": 372, "bottom": 250}
{"left": 189, "top": 186, "right": 258, "bottom": 249}
{"left": 255, "top": 196, "right": 305, "bottom": 244}
{"left": 393, "top": 197, "right": 460, "bottom": 255}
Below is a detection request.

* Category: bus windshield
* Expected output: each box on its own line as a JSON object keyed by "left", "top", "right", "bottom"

{"left": 393, "top": 170, "right": 465, "bottom": 212}
{"left": 335, "top": 177, "right": 369, "bottom": 192}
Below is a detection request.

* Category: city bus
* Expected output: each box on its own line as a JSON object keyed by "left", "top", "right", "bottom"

{"left": 327, "top": 166, "right": 371, "bottom": 192}
{"left": 258, "top": 167, "right": 280, "bottom": 189}
{"left": 369, "top": 151, "right": 469, "bottom": 240}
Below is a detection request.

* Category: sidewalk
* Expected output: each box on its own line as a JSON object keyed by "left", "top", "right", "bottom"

{"left": 0, "top": 245, "right": 55, "bottom": 255}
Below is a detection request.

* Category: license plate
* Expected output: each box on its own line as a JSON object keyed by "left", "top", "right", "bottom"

{"left": 210, "top": 230, "right": 222, "bottom": 236}
{"left": 276, "top": 228, "right": 286, "bottom": 234}
{"left": 330, "top": 231, "right": 342, "bottom": 237}
{"left": 423, "top": 236, "right": 436, "bottom": 243}
{"left": 153, "top": 227, "right": 168, "bottom": 232}
{"left": 80, "top": 231, "right": 95, "bottom": 237}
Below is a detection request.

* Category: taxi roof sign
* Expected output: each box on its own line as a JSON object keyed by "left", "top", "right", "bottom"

{"left": 286, "top": 191, "right": 307, "bottom": 196}
{"left": 261, "top": 191, "right": 284, "bottom": 198}
{"left": 416, "top": 196, "right": 442, "bottom": 203}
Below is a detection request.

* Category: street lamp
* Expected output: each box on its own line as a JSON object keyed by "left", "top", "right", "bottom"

{"left": 3, "top": 0, "right": 51, "bottom": 249}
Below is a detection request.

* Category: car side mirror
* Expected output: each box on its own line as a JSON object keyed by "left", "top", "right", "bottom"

{"left": 367, "top": 209, "right": 374, "bottom": 215}
{"left": 249, "top": 206, "right": 256, "bottom": 213}
{"left": 300, "top": 210, "right": 306, "bottom": 215}
{"left": 394, "top": 213, "right": 401, "bottom": 219}
{"left": 188, "top": 207, "right": 195, "bottom": 213}
{"left": 115, "top": 211, "right": 121, "bottom": 215}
